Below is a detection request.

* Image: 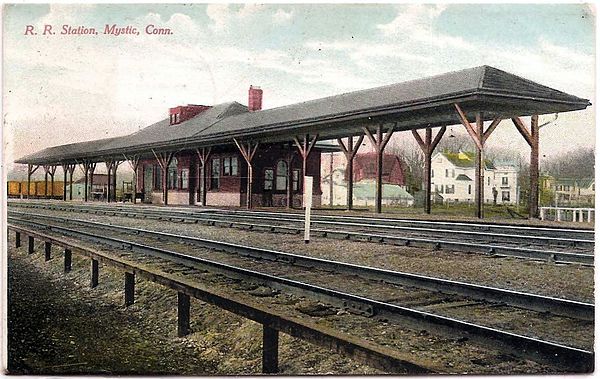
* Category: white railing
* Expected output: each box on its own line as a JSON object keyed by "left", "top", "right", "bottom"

{"left": 540, "top": 207, "right": 594, "bottom": 223}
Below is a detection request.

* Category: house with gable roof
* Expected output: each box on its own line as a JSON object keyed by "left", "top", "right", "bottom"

{"left": 430, "top": 151, "right": 518, "bottom": 204}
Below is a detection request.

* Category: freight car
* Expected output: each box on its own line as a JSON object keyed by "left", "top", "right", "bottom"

{"left": 7, "top": 180, "right": 65, "bottom": 199}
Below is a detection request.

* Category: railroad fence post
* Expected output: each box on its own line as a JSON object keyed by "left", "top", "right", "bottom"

{"left": 44, "top": 241, "right": 52, "bottom": 261}
{"left": 15, "top": 231, "right": 21, "bottom": 248}
{"left": 124, "top": 272, "right": 135, "bottom": 306}
{"left": 177, "top": 292, "right": 191, "bottom": 337}
{"left": 262, "top": 324, "right": 279, "bottom": 374}
{"left": 28, "top": 236, "right": 34, "bottom": 254}
{"left": 90, "top": 259, "right": 99, "bottom": 288}
{"left": 64, "top": 248, "right": 72, "bottom": 272}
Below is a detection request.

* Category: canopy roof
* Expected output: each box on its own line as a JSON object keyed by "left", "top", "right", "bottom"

{"left": 16, "top": 65, "right": 591, "bottom": 165}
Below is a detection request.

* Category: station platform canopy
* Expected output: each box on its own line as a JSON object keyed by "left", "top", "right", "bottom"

{"left": 16, "top": 65, "right": 590, "bottom": 166}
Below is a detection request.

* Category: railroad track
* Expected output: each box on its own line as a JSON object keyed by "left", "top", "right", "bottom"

{"left": 8, "top": 213, "right": 594, "bottom": 372}
{"left": 8, "top": 201, "right": 595, "bottom": 265}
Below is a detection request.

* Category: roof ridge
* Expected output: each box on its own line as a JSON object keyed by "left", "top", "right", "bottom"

{"left": 257, "top": 66, "right": 488, "bottom": 114}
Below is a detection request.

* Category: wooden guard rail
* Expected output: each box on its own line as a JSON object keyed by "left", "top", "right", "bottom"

{"left": 8, "top": 224, "right": 438, "bottom": 374}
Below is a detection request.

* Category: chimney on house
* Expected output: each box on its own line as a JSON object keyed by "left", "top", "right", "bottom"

{"left": 169, "top": 104, "right": 211, "bottom": 125}
{"left": 248, "top": 85, "right": 263, "bottom": 112}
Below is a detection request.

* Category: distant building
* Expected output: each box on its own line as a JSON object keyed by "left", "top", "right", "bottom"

{"left": 551, "top": 177, "right": 594, "bottom": 205}
{"left": 351, "top": 152, "right": 406, "bottom": 186}
{"left": 430, "top": 151, "right": 518, "bottom": 204}
{"left": 68, "top": 174, "right": 109, "bottom": 201}
{"left": 321, "top": 152, "right": 413, "bottom": 207}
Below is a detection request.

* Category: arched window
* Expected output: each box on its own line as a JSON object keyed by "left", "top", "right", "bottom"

{"left": 276, "top": 160, "right": 287, "bottom": 191}
{"left": 168, "top": 157, "right": 178, "bottom": 189}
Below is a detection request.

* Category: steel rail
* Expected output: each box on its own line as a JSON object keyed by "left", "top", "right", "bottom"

{"left": 7, "top": 224, "right": 438, "bottom": 374}
{"left": 225, "top": 208, "right": 595, "bottom": 236}
{"left": 8, "top": 208, "right": 594, "bottom": 266}
{"left": 9, "top": 200, "right": 594, "bottom": 239}
{"left": 7, "top": 219, "right": 594, "bottom": 372}
{"left": 9, "top": 212, "right": 594, "bottom": 321}
{"left": 156, "top": 211, "right": 594, "bottom": 249}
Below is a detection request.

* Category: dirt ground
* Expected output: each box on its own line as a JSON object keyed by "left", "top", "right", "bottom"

{"left": 6, "top": 207, "right": 593, "bottom": 375}
{"left": 6, "top": 241, "right": 381, "bottom": 375}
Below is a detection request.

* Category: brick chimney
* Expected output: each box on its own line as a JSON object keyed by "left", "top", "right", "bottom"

{"left": 248, "top": 85, "right": 263, "bottom": 112}
{"left": 169, "top": 104, "right": 210, "bottom": 125}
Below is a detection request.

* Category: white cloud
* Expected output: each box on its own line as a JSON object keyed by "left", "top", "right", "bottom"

{"left": 206, "top": 4, "right": 230, "bottom": 30}
{"left": 273, "top": 9, "right": 293, "bottom": 24}
{"left": 3, "top": 4, "right": 595, "bottom": 177}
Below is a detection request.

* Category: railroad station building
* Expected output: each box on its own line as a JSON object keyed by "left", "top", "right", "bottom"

{"left": 15, "top": 66, "right": 591, "bottom": 218}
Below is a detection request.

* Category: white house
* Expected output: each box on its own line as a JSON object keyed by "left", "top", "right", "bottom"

{"left": 430, "top": 151, "right": 518, "bottom": 204}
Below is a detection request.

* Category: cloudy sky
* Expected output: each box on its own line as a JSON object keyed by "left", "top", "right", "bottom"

{"left": 3, "top": 3, "right": 595, "bottom": 176}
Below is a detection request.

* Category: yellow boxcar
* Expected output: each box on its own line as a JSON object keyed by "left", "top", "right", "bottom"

{"left": 7, "top": 181, "right": 22, "bottom": 197}
{"left": 53, "top": 181, "right": 64, "bottom": 196}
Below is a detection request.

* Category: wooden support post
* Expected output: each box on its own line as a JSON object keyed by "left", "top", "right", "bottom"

{"left": 363, "top": 124, "right": 395, "bottom": 213}
{"left": 512, "top": 115, "right": 540, "bottom": 218}
{"left": 337, "top": 135, "right": 364, "bottom": 210}
{"left": 90, "top": 259, "right": 99, "bottom": 288}
{"left": 48, "top": 165, "right": 57, "bottom": 199}
{"left": 87, "top": 163, "right": 96, "bottom": 201}
{"left": 44, "top": 241, "right": 51, "bottom": 261}
{"left": 293, "top": 134, "right": 319, "bottom": 208}
{"left": 111, "top": 162, "right": 120, "bottom": 201}
{"left": 68, "top": 164, "right": 75, "bottom": 200}
{"left": 15, "top": 231, "right": 20, "bottom": 248}
{"left": 124, "top": 155, "right": 141, "bottom": 204}
{"left": 152, "top": 150, "right": 175, "bottom": 206}
{"left": 28, "top": 236, "right": 34, "bottom": 254}
{"left": 43, "top": 165, "right": 49, "bottom": 199}
{"left": 27, "top": 164, "right": 39, "bottom": 199}
{"left": 454, "top": 104, "right": 502, "bottom": 219}
{"left": 177, "top": 292, "right": 191, "bottom": 337}
{"left": 262, "top": 324, "right": 279, "bottom": 374}
{"left": 124, "top": 272, "right": 135, "bottom": 306}
{"left": 105, "top": 160, "right": 113, "bottom": 203}
{"left": 123, "top": 154, "right": 140, "bottom": 204}
{"left": 195, "top": 148, "right": 211, "bottom": 206}
{"left": 412, "top": 126, "right": 446, "bottom": 214}
{"left": 79, "top": 161, "right": 91, "bottom": 202}
{"left": 233, "top": 140, "right": 259, "bottom": 209}
{"left": 64, "top": 248, "right": 72, "bottom": 272}
{"left": 62, "top": 164, "right": 68, "bottom": 201}
{"left": 475, "top": 113, "right": 484, "bottom": 219}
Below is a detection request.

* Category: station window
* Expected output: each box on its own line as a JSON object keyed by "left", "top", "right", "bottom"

{"left": 180, "top": 169, "right": 189, "bottom": 189}
{"left": 223, "top": 156, "right": 238, "bottom": 176}
{"left": 167, "top": 158, "right": 178, "bottom": 190}
{"left": 153, "top": 165, "right": 163, "bottom": 190}
{"left": 264, "top": 169, "right": 274, "bottom": 190}
{"left": 276, "top": 160, "right": 288, "bottom": 191}
{"left": 293, "top": 169, "right": 300, "bottom": 191}
{"left": 211, "top": 158, "right": 220, "bottom": 190}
